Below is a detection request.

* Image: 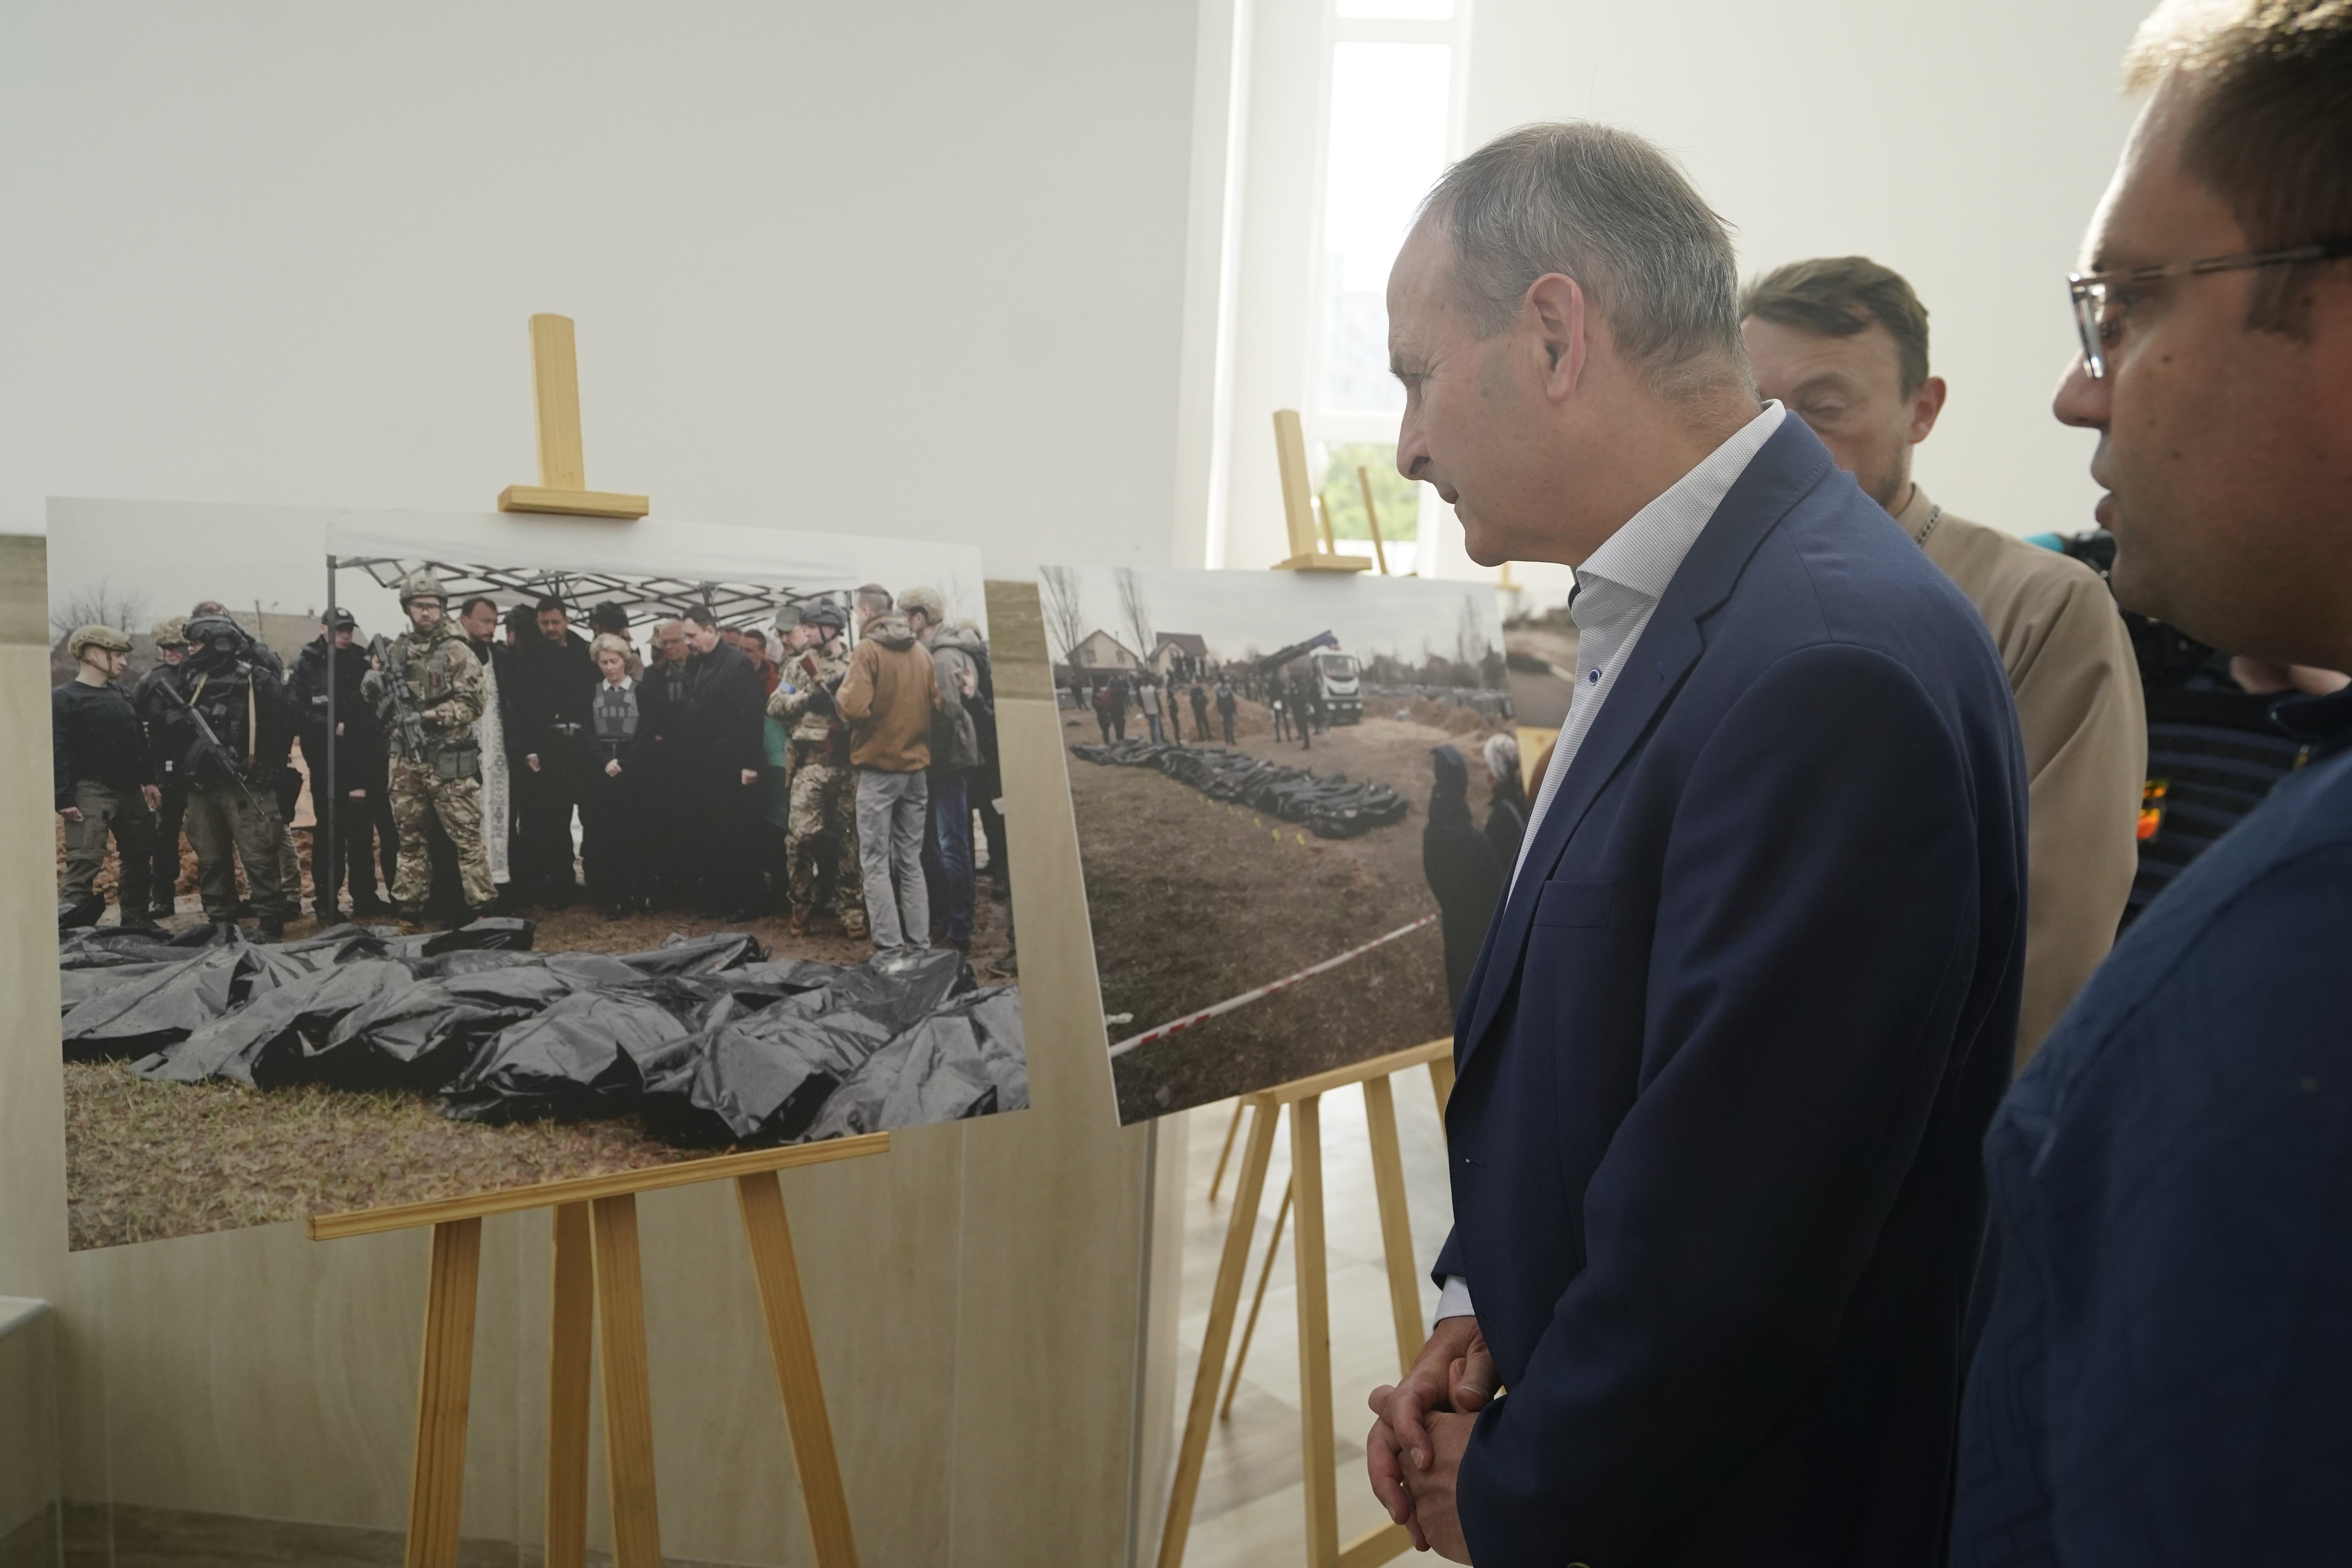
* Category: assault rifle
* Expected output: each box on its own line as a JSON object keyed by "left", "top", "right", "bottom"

{"left": 363, "top": 634, "right": 433, "bottom": 765}
{"left": 793, "top": 650, "right": 848, "bottom": 717}
{"left": 162, "top": 676, "right": 267, "bottom": 813}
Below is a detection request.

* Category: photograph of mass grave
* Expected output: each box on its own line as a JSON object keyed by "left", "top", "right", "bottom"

{"left": 46, "top": 497, "right": 1024, "bottom": 1250}
{"left": 1497, "top": 563, "right": 1580, "bottom": 733}
{"left": 1038, "top": 564, "right": 1514, "bottom": 1123}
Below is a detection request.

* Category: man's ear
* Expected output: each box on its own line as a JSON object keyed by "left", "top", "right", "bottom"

{"left": 1525, "top": 272, "right": 1587, "bottom": 403}
{"left": 1907, "top": 376, "right": 1949, "bottom": 445}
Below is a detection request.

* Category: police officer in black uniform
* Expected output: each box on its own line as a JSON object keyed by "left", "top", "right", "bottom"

{"left": 291, "top": 608, "right": 397, "bottom": 918}
{"left": 134, "top": 616, "right": 192, "bottom": 919}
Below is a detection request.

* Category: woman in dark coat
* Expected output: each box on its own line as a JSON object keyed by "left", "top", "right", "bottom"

{"left": 1423, "top": 744, "right": 1504, "bottom": 1013}
{"left": 578, "top": 634, "right": 651, "bottom": 917}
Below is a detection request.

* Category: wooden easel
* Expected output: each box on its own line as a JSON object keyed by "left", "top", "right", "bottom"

{"left": 1270, "top": 410, "right": 1370, "bottom": 574}
{"left": 315, "top": 314, "right": 867, "bottom": 1568}
{"left": 496, "top": 314, "right": 649, "bottom": 520}
{"left": 1156, "top": 1038, "right": 1455, "bottom": 1568}
{"left": 312, "top": 1138, "right": 884, "bottom": 1568}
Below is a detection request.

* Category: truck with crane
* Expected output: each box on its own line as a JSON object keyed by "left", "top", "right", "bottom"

{"left": 1253, "top": 630, "right": 1363, "bottom": 725}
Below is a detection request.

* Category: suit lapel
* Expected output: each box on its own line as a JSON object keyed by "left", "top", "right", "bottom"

{"left": 1453, "top": 418, "right": 1837, "bottom": 1077}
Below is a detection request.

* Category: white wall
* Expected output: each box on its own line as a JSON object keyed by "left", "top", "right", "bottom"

{"left": 1466, "top": 0, "right": 2154, "bottom": 550}
{"left": 1205, "top": 0, "right": 2158, "bottom": 591}
{"left": 0, "top": 1, "right": 1198, "bottom": 575}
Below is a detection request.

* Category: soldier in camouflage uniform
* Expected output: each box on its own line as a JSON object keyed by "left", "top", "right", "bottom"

{"left": 366, "top": 573, "right": 495, "bottom": 927}
{"left": 766, "top": 602, "right": 866, "bottom": 937}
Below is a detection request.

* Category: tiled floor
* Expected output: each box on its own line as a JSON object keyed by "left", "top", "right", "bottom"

{"left": 1164, "top": 1072, "right": 1455, "bottom": 1568}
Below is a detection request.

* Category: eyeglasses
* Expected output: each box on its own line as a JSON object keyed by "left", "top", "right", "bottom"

{"left": 2069, "top": 238, "right": 2352, "bottom": 378}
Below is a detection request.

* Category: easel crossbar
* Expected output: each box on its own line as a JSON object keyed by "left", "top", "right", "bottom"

{"left": 308, "top": 1133, "right": 890, "bottom": 1240}
{"left": 1248, "top": 1038, "right": 1451, "bottom": 1105}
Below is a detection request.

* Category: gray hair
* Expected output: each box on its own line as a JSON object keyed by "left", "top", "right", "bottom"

{"left": 1481, "top": 730, "right": 1520, "bottom": 784}
{"left": 1419, "top": 122, "right": 1746, "bottom": 392}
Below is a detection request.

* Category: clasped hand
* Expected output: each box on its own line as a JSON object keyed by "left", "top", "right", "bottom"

{"left": 1367, "top": 1314, "right": 1494, "bottom": 1561}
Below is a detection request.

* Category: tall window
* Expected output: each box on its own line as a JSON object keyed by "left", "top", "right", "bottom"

{"left": 1307, "top": 0, "right": 1469, "bottom": 572}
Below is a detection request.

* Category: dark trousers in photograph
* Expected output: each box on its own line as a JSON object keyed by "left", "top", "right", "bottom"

{"left": 515, "top": 741, "right": 582, "bottom": 899}
{"left": 694, "top": 767, "right": 763, "bottom": 915}
{"left": 313, "top": 786, "right": 398, "bottom": 912}
{"left": 975, "top": 783, "right": 1007, "bottom": 894}
{"left": 147, "top": 779, "right": 187, "bottom": 914}
{"left": 578, "top": 766, "right": 649, "bottom": 909}
{"left": 184, "top": 779, "right": 293, "bottom": 921}
{"left": 61, "top": 778, "right": 155, "bottom": 919}
{"left": 921, "top": 768, "right": 976, "bottom": 947}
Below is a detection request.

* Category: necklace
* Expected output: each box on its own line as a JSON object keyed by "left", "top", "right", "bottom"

{"left": 1912, "top": 503, "right": 1944, "bottom": 548}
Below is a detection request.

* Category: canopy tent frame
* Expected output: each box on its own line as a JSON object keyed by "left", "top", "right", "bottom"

{"left": 336, "top": 556, "right": 853, "bottom": 635}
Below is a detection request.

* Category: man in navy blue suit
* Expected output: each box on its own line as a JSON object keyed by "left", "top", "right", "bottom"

{"left": 1363, "top": 122, "right": 2028, "bottom": 1565}
{"left": 1952, "top": 4, "right": 2352, "bottom": 1562}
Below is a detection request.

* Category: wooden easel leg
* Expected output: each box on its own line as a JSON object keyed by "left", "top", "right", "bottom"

{"left": 737, "top": 1170, "right": 862, "bottom": 1568}
{"left": 544, "top": 1202, "right": 594, "bottom": 1568}
{"left": 1290, "top": 1095, "right": 1339, "bottom": 1568}
{"left": 405, "top": 1217, "right": 482, "bottom": 1568}
{"left": 1207, "top": 1100, "right": 1245, "bottom": 1204}
{"left": 1156, "top": 1098, "right": 1279, "bottom": 1568}
{"left": 589, "top": 1194, "right": 662, "bottom": 1568}
{"left": 1219, "top": 1176, "right": 1293, "bottom": 1417}
{"left": 1427, "top": 1055, "right": 1455, "bottom": 1120}
{"left": 1361, "top": 1076, "right": 1424, "bottom": 1377}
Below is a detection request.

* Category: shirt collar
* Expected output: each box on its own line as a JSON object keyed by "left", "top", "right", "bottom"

{"left": 1891, "top": 480, "right": 1934, "bottom": 538}
{"left": 604, "top": 676, "right": 634, "bottom": 693}
{"left": 1575, "top": 401, "right": 1786, "bottom": 603}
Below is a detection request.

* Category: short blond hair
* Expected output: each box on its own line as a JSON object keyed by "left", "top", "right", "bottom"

{"left": 590, "top": 633, "right": 632, "bottom": 664}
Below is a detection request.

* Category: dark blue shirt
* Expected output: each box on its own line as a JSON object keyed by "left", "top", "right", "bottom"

{"left": 1954, "top": 684, "right": 2352, "bottom": 1565}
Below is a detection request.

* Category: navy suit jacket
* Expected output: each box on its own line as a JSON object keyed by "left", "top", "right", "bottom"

{"left": 1437, "top": 417, "right": 2028, "bottom": 1567}
{"left": 1952, "top": 686, "right": 2352, "bottom": 1566}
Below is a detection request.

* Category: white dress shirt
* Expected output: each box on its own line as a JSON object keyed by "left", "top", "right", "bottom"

{"left": 1437, "top": 400, "right": 1785, "bottom": 1327}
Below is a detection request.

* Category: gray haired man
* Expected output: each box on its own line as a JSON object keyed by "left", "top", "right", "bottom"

{"left": 1364, "top": 122, "right": 2025, "bottom": 1567}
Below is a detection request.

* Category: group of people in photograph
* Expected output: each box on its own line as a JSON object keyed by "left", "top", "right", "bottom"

{"left": 52, "top": 575, "right": 1008, "bottom": 967}
{"left": 1080, "top": 671, "right": 1239, "bottom": 748}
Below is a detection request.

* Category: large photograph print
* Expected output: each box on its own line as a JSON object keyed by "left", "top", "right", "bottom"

{"left": 1042, "top": 565, "right": 1514, "bottom": 1123}
{"left": 49, "top": 499, "right": 1024, "bottom": 1250}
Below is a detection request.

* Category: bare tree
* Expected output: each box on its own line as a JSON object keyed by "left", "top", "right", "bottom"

{"left": 1038, "top": 566, "right": 1087, "bottom": 667}
{"left": 50, "top": 580, "right": 151, "bottom": 644}
{"left": 1455, "top": 592, "right": 1490, "bottom": 669}
{"left": 1114, "top": 567, "right": 1154, "bottom": 666}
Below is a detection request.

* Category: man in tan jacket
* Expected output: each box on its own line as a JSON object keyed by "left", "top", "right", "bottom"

{"left": 836, "top": 583, "right": 940, "bottom": 955}
{"left": 1743, "top": 257, "right": 2144, "bottom": 1067}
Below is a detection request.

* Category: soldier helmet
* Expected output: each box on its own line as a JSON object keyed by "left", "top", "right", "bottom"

{"left": 395, "top": 572, "right": 448, "bottom": 606}
{"left": 797, "top": 602, "right": 845, "bottom": 633}
{"left": 66, "top": 624, "right": 132, "bottom": 659}
{"left": 151, "top": 616, "right": 188, "bottom": 649}
{"left": 181, "top": 613, "right": 249, "bottom": 659}
{"left": 897, "top": 585, "right": 945, "bottom": 624}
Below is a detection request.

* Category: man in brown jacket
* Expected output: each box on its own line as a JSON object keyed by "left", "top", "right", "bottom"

{"left": 835, "top": 583, "right": 940, "bottom": 955}
{"left": 1744, "top": 257, "right": 2146, "bottom": 1067}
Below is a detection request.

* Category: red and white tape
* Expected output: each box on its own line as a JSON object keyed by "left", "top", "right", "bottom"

{"left": 1106, "top": 913, "right": 1440, "bottom": 1060}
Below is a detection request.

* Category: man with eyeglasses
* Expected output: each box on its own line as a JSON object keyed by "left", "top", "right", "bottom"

{"left": 1742, "top": 258, "right": 2145, "bottom": 1071}
{"left": 1952, "top": 2, "right": 2352, "bottom": 1561}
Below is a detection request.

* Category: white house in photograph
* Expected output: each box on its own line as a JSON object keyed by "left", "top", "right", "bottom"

{"left": 1070, "top": 629, "right": 1143, "bottom": 677}
{"left": 1150, "top": 632, "right": 1209, "bottom": 680}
